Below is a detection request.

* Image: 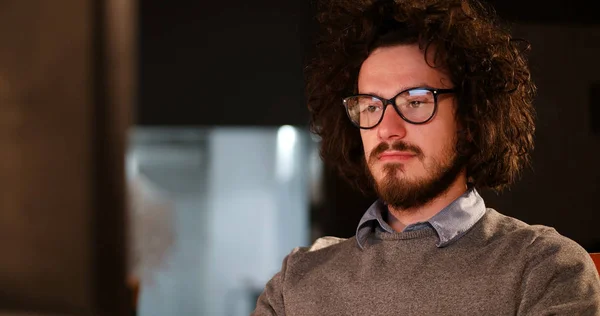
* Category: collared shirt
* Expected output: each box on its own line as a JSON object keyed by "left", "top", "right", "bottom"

{"left": 355, "top": 188, "right": 487, "bottom": 249}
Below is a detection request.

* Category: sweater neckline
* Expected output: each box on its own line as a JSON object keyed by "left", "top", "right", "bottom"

{"left": 374, "top": 226, "right": 437, "bottom": 241}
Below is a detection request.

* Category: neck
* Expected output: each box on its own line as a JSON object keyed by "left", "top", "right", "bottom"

{"left": 386, "top": 171, "right": 468, "bottom": 232}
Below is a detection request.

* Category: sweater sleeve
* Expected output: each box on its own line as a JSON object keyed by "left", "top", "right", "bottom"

{"left": 251, "top": 252, "right": 293, "bottom": 316}
{"left": 250, "top": 237, "right": 345, "bottom": 315}
{"left": 517, "top": 228, "right": 600, "bottom": 315}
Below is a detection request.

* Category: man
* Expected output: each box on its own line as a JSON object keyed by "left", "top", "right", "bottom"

{"left": 253, "top": 0, "right": 600, "bottom": 314}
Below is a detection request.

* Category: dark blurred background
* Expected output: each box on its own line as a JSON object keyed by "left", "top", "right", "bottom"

{"left": 1, "top": 0, "right": 598, "bottom": 315}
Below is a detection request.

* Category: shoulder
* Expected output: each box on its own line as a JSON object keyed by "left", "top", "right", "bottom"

{"left": 281, "top": 236, "right": 357, "bottom": 278}
{"left": 475, "top": 209, "right": 559, "bottom": 244}
{"left": 289, "top": 236, "right": 355, "bottom": 260}
{"left": 290, "top": 236, "right": 348, "bottom": 254}
{"left": 476, "top": 209, "right": 592, "bottom": 265}
{"left": 254, "top": 237, "right": 356, "bottom": 315}
{"left": 523, "top": 224, "right": 592, "bottom": 267}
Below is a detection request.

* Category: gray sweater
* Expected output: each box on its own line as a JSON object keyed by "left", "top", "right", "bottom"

{"left": 252, "top": 209, "right": 600, "bottom": 315}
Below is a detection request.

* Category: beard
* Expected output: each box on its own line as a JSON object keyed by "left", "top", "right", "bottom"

{"left": 365, "top": 137, "right": 466, "bottom": 210}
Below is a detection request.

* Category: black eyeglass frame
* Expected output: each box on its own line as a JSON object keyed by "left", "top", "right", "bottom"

{"left": 342, "top": 87, "right": 456, "bottom": 129}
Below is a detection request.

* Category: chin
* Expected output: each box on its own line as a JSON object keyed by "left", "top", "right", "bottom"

{"left": 381, "top": 163, "right": 408, "bottom": 176}
{"left": 384, "top": 167, "right": 427, "bottom": 184}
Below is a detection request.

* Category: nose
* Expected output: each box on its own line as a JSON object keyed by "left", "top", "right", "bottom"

{"left": 376, "top": 105, "right": 407, "bottom": 141}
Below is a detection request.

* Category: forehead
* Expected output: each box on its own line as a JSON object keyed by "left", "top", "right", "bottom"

{"left": 357, "top": 44, "right": 451, "bottom": 97}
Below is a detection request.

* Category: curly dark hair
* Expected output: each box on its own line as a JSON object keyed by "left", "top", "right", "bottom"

{"left": 305, "top": 0, "right": 536, "bottom": 193}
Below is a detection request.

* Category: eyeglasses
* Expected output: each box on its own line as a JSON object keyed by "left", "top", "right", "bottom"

{"left": 342, "top": 87, "right": 456, "bottom": 129}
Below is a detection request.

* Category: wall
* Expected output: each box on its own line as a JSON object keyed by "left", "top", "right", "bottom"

{"left": 481, "top": 24, "right": 600, "bottom": 251}
{"left": 128, "top": 129, "right": 207, "bottom": 316}
{"left": 0, "top": 0, "right": 132, "bottom": 313}
{"left": 137, "top": 0, "right": 311, "bottom": 126}
{"left": 204, "top": 127, "right": 310, "bottom": 315}
{"left": 131, "top": 127, "right": 314, "bottom": 316}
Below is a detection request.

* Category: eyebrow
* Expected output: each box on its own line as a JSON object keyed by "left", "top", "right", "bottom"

{"left": 359, "top": 83, "right": 435, "bottom": 96}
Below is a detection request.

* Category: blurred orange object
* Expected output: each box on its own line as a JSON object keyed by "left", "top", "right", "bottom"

{"left": 127, "top": 276, "right": 140, "bottom": 310}
{"left": 591, "top": 253, "right": 600, "bottom": 274}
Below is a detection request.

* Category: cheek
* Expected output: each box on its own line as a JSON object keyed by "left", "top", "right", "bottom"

{"left": 425, "top": 123, "right": 458, "bottom": 156}
{"left": 413, "top": 121, "right": 456, "bottom": 156}
{"left": 360, "top": 130, "right": 375, "bottom": 157}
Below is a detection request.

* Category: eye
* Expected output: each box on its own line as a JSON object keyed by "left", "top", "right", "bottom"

{"left": 362, "top": 105, "right": 382, "bottom": 113}
{"left": 407, "top": 100, "right": 424, "bottom": 108}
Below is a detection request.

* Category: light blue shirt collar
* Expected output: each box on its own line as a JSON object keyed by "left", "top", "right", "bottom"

{"left": 356, "top": 189, "right": 486, "bottom": 249}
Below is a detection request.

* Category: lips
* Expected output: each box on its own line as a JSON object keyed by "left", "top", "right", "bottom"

{"left": 378, "top": 151, "right": 417, "bottom": 161}
{"left": 369, "top": 141, "right": 424, "bottom": 163}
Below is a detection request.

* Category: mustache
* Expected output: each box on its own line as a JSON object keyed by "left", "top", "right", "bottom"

{"left": 369, "top": 141, "right": 424, "bottom": 161}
